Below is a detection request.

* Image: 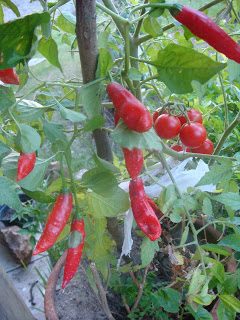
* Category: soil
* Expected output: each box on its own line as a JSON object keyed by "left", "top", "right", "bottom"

{"left": 55, "top": 257, "right": 127, "bottom": 320}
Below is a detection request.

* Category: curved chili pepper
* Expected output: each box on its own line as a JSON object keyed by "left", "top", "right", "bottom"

{"left": 0, "top": 68, "right": 19, "bottom": 85}
{"left": 122, "top": 147, "right": 143, "bottom": 181}
{"left": 171, "top": 6, "right": 240, "bottom": 63}
{"left": 33, "top": 192, "right": 73, "bottom": 255}
{"left": 146, "top": 196, "right": 163, "bottom": 219}
{"left": 62, "top": 219, "right": 85, "bottom": 289}
{"left": 17, "top": 152, "right": 36, "bottom": 181}
{"left": 129, "top": 178, "right": 161, "bottom": 241}
{"left": 107, "top": 82, "right": 152, "bottom": 133}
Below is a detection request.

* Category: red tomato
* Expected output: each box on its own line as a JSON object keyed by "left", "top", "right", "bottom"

{"left": 192, "top": 139, "right": 214, "bottom": 154}
{"left": 153, "top": 107, "right": 166, "bottom": 123}
{"left": 180, "top": 123, "right": 207, "bottom": 148}
{"left": 155, "top": 114, "right": 181, "bottom": 139}
{"left": 178, "top": 109, "right": 203, "bottom": 125}
{"left": 171, "top": 145, "right": 183, "bottom": 152}
{"left": 171, "top": 145, "right": 191, "bottom": 152}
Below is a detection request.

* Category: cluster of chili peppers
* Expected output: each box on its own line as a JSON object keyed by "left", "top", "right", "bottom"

{"left": 107, "top": 82, "right": 162, "bottom": 241}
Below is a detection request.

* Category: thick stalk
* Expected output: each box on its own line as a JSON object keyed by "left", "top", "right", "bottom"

{"left": 75, "top": 0, "right": 124, "bottom": 253}
{"left": 129, "top": 37, "right": 142, "bottom": 101}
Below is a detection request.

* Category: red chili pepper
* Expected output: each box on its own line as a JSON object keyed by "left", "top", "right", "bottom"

{"left": 62, "top": 219, "right": 85, "bottom": 289}
{"left": 0, "top": 68, "right": 19, "bottom": 85}
{"left": 33, "top": 192, "right": 73, "bottom": 255}
{"left": 129, "top": 178, "right": 161, "bottom": 241}
{"left": 171, "top": 6, "right": 240, "bottom": 63}
{"left": 17, "top": 152, "right": 36, "bottom": 181}
{"left": 107, "top": 82, "right": 152, "bottom": 133}
{"left": 122, "top": 147, "right": 143, "bottom": 181}
{"left": 146, "top": 197, "right": 163, "bottom": 219}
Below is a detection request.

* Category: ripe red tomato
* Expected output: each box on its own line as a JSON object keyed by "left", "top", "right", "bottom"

{"left": 178, "top": 109, "right": 203, "bottom": 125}
{"left": 180, "top": 123, "right": 207, "bottom": 148}
{"left": 155, "top": 114, "right": 181, "bottom": 139}
{"left": 153, "top": 107, "right": 166, "bottom": 123}
{"left": 192, "top": 139, "right": 214, "bottom": 154}
{"left": 171, "top": 145, "right": 191, "bottom": 152}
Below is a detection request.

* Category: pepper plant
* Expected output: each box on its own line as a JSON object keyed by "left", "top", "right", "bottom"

{"left": 0, "top": 0, "right": 240, "bottom": 319}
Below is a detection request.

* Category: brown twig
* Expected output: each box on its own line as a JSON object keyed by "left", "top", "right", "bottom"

{"left": 90, "top": 262, "right": 115, "bottom": 320}
{"left": 130, "top": 265, "right": 149, "bottom": 313}
{"left": 129, "top": 270, "right": 140, "bottom": 288}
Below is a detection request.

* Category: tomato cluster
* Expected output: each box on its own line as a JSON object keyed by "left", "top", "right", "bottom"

{"left": 153, "top": 107, "right": 214, "bottom": 155}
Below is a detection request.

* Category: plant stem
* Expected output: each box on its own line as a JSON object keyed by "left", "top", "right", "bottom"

{"left": 11, "top": 83, "right": 45, "bottom": 110}
{"left": 59, "top": 155, "right": 67, "bottom": 190}
{"left": 49, "top": 0, "right": 70, "bottom": 14}
{"left": 133, "top": 0, "right": 148, "bottom": 38}
{"left": 218, "top": 71, "right": 228, "bottom": 130}
{"left": 135, "top": 75, "right": 159, "bottom": 90}
{"left": 96, "top": 1, "right": 129, "bottom": 26}
{"left": 209, "top": 110, "right": 240, "bottom": 165}
{"left": 124, "top": 24, "right": 131, "bottom": 77}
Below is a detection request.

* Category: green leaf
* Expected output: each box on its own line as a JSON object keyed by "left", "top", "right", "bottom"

{"left": 1, "top": 0, "right": 20, "bottom": 18}
{"left": 58, "top": 104, "right": 86, "bottom": 122}
{"left": 18, "top": 124, "right": 41, "bottom": 153}
{"left": 93, "top": 154, "right": 120, "bottom": 174}
{"left": 0, "top": 86, "right": 16, "bottom": 111}
{"left": 56, "top": 11, "right": 76, "bottom": 34}
{"left": 196, "top": 164, "right": 233, "bottom": 186}
{"left": 154, "top": 288, "right": 181, "bottom": 313}
{"left": 180, "top": 226, "right": 189, "bottom": 246}
{"left": 141, "top": 237, "right": 159, "bottom": 267}
{"left": 0, "top": 176, "right": 22, "bottom": 211}
{"left": 98, "top": 31, "right": 109, "bottom": 48}
{"left": 160, "top": 185, "right": 178, "bottom": 214}
{"left": 110, "top": 122, "right": 162, "bottom": 151}
{"left": 219, "top": 295, "right": 240, "bottom": 313}
{"left": 202, "top": 197, "right": 213, "bottom": 217}
{"left": 14, "top": 99, "right": 48, "bottom": 123}
{"left": 143, "top": 16, "right": 162, "bottom": 37}
{"left": 169, "top": 212, "right": 182, "bottom": 223}
{"left": 43, "top": 119, "right": 68, "bottom": 151}
{"left": 1, "top": 152, "right": 19, "bottom": 179}
{"left": 87, "top": 187, "right": 129, "bottom": 218}
{"left": 46, "top": 178, "right": 62, "bottom": 195}
{"left": 81, "top": 81, "right": 103, "bottom": 118}
{"left": 151, "top": 44, "right": 226, "bottom": 94}
{"left": 96, "top": 48, "right": 114, "bottom": 78}
{"left": 0, "top": 140, "right": 11, "bottom": 158}
{"left": 188, "top": 305, "right": 213, "bottom": 320}
{"left": 0, "top": 12, "right": 50, "bottom": 68}
{"left": 55, "top": 224, "right": 71, "bottom": 244}
{"left": 21, "top": 188, "right": 56, "bottom": 203}
{"left": 81, "top": 167, "right": 118, "bottom": 197}
{"left": 38, "top": 36, "right": 63, "bottom": 72}
{"left": 218, "top": 234, "right": 240, "bottom": 252}
{"left": 214, "top": 192, "right": 240, "bottom": 211}
{"left": 192, "top": 80, "right": 208, "bottom": 103}
{"left": 148, "top": 0, "right": 165, "bottom": 17}
{"left": 84, "top": 115, "right": 105, "bottom": 132}
{"left": 201, "top": 244, "right": 230, "bottom": 257}
{"left": 227, "top": 60, "right": 240, "bottom": 83}
{"left": 217, "top": 300, "right": 236, "bottom": 320}
{"left": 128, "top": 67, "right": 142, "bottom": 81}
{"left": 210, "top": 261, "right": 225, "bottom": 283}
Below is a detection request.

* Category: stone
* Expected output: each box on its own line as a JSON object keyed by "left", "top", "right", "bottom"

{"left": 0, "top": 226, "right": 33, "bottom": 265}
